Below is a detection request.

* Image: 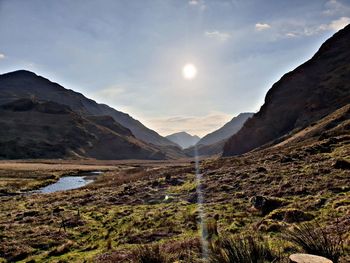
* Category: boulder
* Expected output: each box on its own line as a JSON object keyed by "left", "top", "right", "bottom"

{"left": 250, "top": 195, "right": 285, "bottom": 215}
{"left": 332, "top": 159, "right": 350, "bottom": 169}
{"left": 289, "top": 253, "right": 332, "bottom": 263}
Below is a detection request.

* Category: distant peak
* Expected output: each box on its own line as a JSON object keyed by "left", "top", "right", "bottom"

{"left": 167, "top": 131, "right": 199, "bottom": 138}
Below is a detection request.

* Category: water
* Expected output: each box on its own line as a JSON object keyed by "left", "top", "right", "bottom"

{"left": 194, "top": 145, "right": 209, "bottom": 260}
{"left": 37, "top": 171, "right": 101, "bottom": 194}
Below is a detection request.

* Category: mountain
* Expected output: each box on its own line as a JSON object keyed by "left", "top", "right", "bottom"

{"left": 183, "top": 112, "right": 253, "bottom": 157}
{"left": 166, "top": 132, "right": 200, "bottom": 149}
{"left": 223, "top": 24, "right": 350, "bottom": 156}
{"left": 0, "top": 99, "right": 165, "bottom": 160}
{"left": 0, "top": 70, "right": 177, "bottom": 147}
{"left": 197, "top": 112, "right": 254, "bottom": 146}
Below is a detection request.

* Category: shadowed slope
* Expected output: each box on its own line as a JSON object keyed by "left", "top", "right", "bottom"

{"left": 0, "top": 99, "right": 165, "bottom": 160}
{"left": 0, "top": 70, "right": 177, "bottom": 147}
{"left": 223, "top": 24, "right": 350, "bottom": 156}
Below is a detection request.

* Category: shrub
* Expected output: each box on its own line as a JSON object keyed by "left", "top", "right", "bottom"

{"left": 283, "top": 222, "right": 343, "bottom": 263}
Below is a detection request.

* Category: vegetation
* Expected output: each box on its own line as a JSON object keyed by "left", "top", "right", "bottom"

{"left": 284, "top": 222, "right": 343, "bottom": 262}
{"left": 209, "top": 234, "right": 279, "bottom": 263}
{"left": 0, "top": 117, "right": 349, "bottom": 262}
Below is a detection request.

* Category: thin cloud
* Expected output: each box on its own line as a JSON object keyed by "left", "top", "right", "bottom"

{"left": 255, "top": 23, "right": 271, "bottom": 31}
{"left": 188, "top": 0, "right": 206, "bottom": 10}
{"left": 285, "top": 32, "right": 298, "bottom": 38}
{"left": 323, "top": 0, "right": 350, "bottom": 16}
{"left": 188, "top": 0, "right": 199, "bottom": 5}
{"left": 283, "top": 17, "right": 350, "bottom": 39}
{"left": 0, "top": 53, "right": 5, "bottom": 59}
{"left": 205, "top": 31, "right": 231, "bottom": 42}
{"left": 328, "top": 16, "right": 350, "bottom": 31}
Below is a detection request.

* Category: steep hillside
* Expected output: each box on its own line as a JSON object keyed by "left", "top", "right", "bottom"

{"left": 166, "top": 132, "right": 200, "bottom": 149}
{"left": 0, "top": 70, "right": 177, "bottom": 147}
{"left": 184, "top": 113, "right": 253, "bottom": 157}
{"left": 198, "top": 112, "right": 253, "bottom": 146}
{"left": 0, "top": 99, "right": 165, "bottom": 160}
{"left": 223, "top": 24, "right": 350, "bottom": 156}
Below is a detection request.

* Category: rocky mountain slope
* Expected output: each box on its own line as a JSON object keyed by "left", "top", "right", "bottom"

{"left": 184, "top": 112, "right": 253, "bottom": 157}
{"left": 166, "top": 132, "right": 200, "bottom": 149}
{"left": 0, "top": 70, "right": 177, "bottom": 147}
{"left": 198, "top": 112, "right": 253, "bottom": 146}
{"left": 223, "top": 24, "right": 350, "bottom": 156}
{"left": 0, "top": 99, "right": 165, "bottom": 160}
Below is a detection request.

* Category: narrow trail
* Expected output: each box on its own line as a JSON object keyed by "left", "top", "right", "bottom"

{"left": 194, "top": 145, "right": 209, "bottom": 260}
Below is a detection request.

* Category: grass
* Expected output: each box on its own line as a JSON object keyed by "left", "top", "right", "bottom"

{"left": 0, "top": 128, "right": 349, "bottom": 262}
{"left": 209, "top": 234, "right": 279, "bottom": 263}
{"left": 283, "top": 222, "right": 343, "bottom": 262}
{"left": 134, "top": 244, "right": 169, "bottom": 263}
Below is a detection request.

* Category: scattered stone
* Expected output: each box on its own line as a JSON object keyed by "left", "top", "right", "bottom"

{"left": 332, "top": 159, "right": 350, "bottom": 170}
{"left": 256, "top": 167, "right": 267, "bottom": 173}
{"left": 53, "top": 207, "right": 64, "bottom": 214}
{"left": 289, "top": 253, "right": 332, "bottom": 263}
{"left": 167, "top": 178, "right": 184, "bottom": 186}
{"left": 151, "top": 180, "right": 160, "bottom": 187}
{"left": 23, "top": 210, "right": 39, "bottom": 217}
{"left": 281, "top": 155, "right": 294, "bottom": 163}
{"left": 165, "top": 174, "right": 172, "bottom": 180}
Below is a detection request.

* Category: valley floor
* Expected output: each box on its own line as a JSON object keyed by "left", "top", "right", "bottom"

{"left": 0, "top": 132, "right": 349, "bottom": 262}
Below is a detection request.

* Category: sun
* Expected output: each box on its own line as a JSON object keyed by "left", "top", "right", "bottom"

{"left": 182, "top": 63, "right": 197, "bottom": 79}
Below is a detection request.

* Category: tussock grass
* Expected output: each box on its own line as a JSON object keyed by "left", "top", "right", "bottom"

{"left": 134, "top": 244, "right": 169, "bottom": 263}
{"left": 209, "top": 234, "right": 279, "bottom": 263}
{"left": 283, "top": 222, "right": 343, "bottom": 263}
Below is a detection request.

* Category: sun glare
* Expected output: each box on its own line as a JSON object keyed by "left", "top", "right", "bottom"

{"left": 182, "top": 63, "right": 197, "bottom": 79}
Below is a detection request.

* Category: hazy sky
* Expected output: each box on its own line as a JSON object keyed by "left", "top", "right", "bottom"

{"left": 0, "top": 0, "right": 349, "bottom": 137}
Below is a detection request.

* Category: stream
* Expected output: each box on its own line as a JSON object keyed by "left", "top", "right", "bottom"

{"left": 36, "top": 171, "right": 103, "bottom": 194}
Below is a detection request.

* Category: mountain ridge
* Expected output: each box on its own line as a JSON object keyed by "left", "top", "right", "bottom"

{"left": 0, "top": 98, "right": 165, "bottom": 160}
{"left": 223, "top": 24, "right": 350, "bottom": 156}
{"left": 0, "top": 70, "right": 177, "bottom": 148}
{"left": 197, "top": 112, "right": 254, "bottom": 146}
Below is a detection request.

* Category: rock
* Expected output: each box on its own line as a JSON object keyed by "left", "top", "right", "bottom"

{"left": 151, "top": 180, "right": 160, "bottom": 187}
{"left": 289, "top": 253, "right": 332, "bottom": 263}
{"left": 23, "top": 210, "right": 39, "bottom": 217}
{"left": 281, "top": 155, "right": 294, "bottom": 163}
{"left": 167, "top": 178, "right": 185, "bottom": 186}
{"left": 250, "top": 195, "right": 285, "bottom": 215}
{"left": 53, "top": 207, "right": 64, "bottom": 214}
{"left": 256, "top": 167, "right": 267, "bottom": 173}
{"left": 332, "top": 159, "right": 350, "bottom": 169}
{"left": 165, "top": 174, "right": 172, "bottom": 180}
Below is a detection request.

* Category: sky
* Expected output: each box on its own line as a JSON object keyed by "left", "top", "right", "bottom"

{"left": 0, "top": 0, "right": 350, "bottom": 137}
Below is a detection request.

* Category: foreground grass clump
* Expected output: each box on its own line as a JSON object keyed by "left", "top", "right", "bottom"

{"left": 134, "top": 244, "right": 169, "bottom": 263}
{"left": 284, "top": 222, "right": 343, "bottom": 263}
{"left": 209, "top": 234, "right": 279, "bottom": 263}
